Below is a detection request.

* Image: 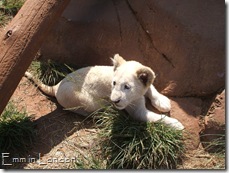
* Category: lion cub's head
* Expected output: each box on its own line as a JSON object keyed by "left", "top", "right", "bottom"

{"left": 110, "top": 54, "right": 156, "bottom": 110}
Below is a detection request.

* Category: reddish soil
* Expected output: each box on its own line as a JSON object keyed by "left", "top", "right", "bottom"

{"left": 8, "top": 76, "right": 225, "bottom": 169}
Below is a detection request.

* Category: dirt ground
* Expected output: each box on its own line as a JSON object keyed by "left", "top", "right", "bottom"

{"left": 7, "top": 76, "right": 225, "bottom": 169}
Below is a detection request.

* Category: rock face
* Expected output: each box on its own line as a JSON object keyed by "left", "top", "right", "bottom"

{"left": 40, "top": 0, "right": 225, "bottom": 97}
{"left": 201, "top": 90, "right": 225, "bottom": 152}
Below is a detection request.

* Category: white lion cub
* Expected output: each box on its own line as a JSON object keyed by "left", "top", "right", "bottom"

{"left": 25, "top": 54, "right": 184, "bottom": 130}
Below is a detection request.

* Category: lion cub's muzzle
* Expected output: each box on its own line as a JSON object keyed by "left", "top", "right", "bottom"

{"left": 111, "top": 98, "right": 122, "bottom": 109}
{"left": 110, "top": 97, "right": 125, "bottom": 110}
{"left": 113, "top": 99, "right": 120, "bottom": 104}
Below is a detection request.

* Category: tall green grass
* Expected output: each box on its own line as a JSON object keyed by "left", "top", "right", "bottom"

{"left": 92, "top": 105, "right": 185, "bottom": 169}
{"left": 0, "top": 102, "right": 36, "bottom": 156}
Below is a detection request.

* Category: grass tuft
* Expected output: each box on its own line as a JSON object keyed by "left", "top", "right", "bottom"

{"left": 29, "top": 59, "right": 76, "bottom": 86}
{"left": 0, "top": 0, "right": 25, "bottom": 26}
{"left": 0, "top": 102, "right": 36, "bottom": 156}
{"left": 200, "top": 133, "right": 225, "bottom": 154}
{"left": 92, "top": 105, "right": 185, "bottom": 169}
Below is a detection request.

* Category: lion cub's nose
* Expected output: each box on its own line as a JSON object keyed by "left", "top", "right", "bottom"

{"left": 113, "top": 99, "right": 120, "bottom": 104}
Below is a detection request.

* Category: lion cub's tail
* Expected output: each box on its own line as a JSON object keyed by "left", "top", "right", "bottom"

{"left": 24, "top": 71, "right": 56, "bottom": 97}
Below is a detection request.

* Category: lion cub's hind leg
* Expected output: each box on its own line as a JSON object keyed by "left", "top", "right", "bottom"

{"left": 55, "top": 80, "right": 101, "bottom": 116}
{"left": 145, "top": 85, "right": 171, "bottom": 112}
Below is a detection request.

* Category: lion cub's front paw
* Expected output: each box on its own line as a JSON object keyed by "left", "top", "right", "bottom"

{"left": 151, "top": 94, "right": 171, "bottom": 113}
{"left": 167, "top": 118, "right": 184, "bottom": 130}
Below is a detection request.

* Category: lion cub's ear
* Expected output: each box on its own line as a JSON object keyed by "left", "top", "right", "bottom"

{"left": 136, "top": 67, "right": 156, "bottom": 87}
{"left": 111, "top": 54, "right": 126, "bottom": 71}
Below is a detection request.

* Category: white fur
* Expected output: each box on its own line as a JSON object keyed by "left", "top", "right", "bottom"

{"left": 26, "top": 54, "right": 184, "bottom": 130}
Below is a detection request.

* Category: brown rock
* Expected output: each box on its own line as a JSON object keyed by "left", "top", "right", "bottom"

{"left": 206, "top": 90, "right": 225, "bottom": 125}
{"left": 40, "top": 0, "right": 225, "bottom": 97}
{"left": 201, "top": 90, "right": 225, "bottom": 152}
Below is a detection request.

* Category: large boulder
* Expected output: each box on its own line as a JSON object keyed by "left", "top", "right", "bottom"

{"left": 40, "top": 0, "right": 225, "bottom": 97}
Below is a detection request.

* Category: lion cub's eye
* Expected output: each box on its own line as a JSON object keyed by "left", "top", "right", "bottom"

{"left": 113, "top": 81, "right": 116, "bottom": 86}
{"left": 124, "top": 84, "right": 131, "bottom": 90}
